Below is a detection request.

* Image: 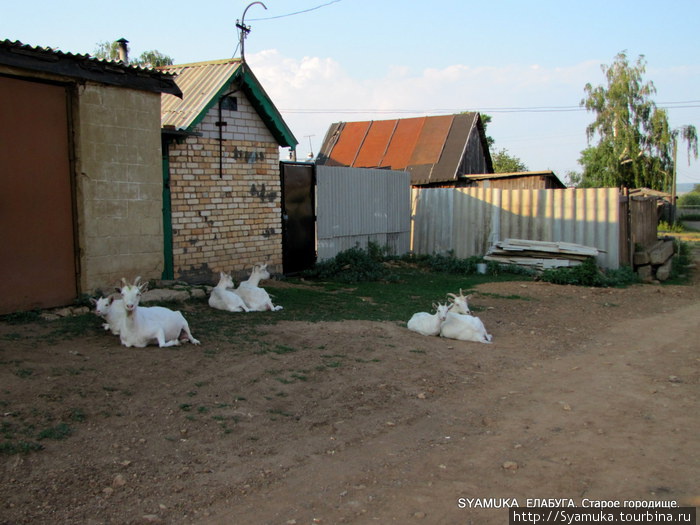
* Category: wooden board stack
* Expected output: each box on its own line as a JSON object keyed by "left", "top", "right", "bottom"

{"left": 484, "top": 238, "right": 600, "bottom": 271}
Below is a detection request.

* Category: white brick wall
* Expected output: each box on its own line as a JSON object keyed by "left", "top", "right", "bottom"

{"left": 195, "top": 95, "right": 275, "bottom": 143}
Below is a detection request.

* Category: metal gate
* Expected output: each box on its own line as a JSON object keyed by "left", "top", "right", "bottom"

{"left": 280, "top": 162, "right": 316, "bottom": 274}
{"left": 0, "top": 75, "right": 77, "bottom": 313}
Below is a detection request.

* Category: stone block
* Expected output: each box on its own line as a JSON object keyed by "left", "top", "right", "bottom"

{"left": 633, "top": 250, "right": 650, "bottom": 266}
{"left": 655, "top": 258, "right": 673, "bottom": 281}
{"left": 649, "top": 240, "right": 674, "bottom": 265}
{"left": 637, "top": 264, "right": 654, "bottom": 283}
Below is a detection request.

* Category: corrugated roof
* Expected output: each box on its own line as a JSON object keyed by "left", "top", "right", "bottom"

{"left": 0, "top": 39, "right": 181, "bottom": 96}
{"left": 317, "top": 113, "right": 491, "bottom": 184}
{"left": 160, "top": 59, "right": 243, "bottom": 131}
{"left": 159, "top": 59, "right": 297, "bottom": 148}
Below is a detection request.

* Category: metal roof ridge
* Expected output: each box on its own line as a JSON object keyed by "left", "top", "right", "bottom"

{"left": 159, "top": 58, "right": 243, "bottom": 70}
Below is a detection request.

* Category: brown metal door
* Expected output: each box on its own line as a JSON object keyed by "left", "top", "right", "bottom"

{"left": 0, "top": 76, "right": 77, "bottom": 314}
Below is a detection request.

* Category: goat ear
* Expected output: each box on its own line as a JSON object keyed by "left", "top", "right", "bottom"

{"left": 89, "top": 297, "right": 97, "bottom": 305}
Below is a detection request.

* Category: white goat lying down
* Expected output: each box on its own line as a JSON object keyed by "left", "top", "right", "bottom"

{"left": 235, "top": 263, "right": 283, "bottom": 312}
{"left": 440, "top": 311, "right": 492, "bottom": 343}
{"left": 91, "top": 294, "right": 125, "bottom": 335}
{"left": 118, "top": 277, "right": 200, "bottom": 348}
{"left": 407, "top": 302, "right": 451, "bottom": 336}
{"left": 208, "top": 272, "right": 250, "bottom": 312}
{"left": 447, "top": 289, "right": 471, "bottom": 314}
{"left": 440, "top": 289, "right": 492, "bottom": 344}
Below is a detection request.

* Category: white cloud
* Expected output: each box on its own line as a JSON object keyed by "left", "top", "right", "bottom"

{"left": 246, "top": 50, "right": 697, "bottom": 181}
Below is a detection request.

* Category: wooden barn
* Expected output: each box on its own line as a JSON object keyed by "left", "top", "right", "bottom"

{"left": 316, "top": 113, "right": 493, "bottom": 187}
{"left": 461, "top": 170, "right": 566, "bottom": 190}
{"left": 0, "top": 39, "right": 180, "bottom": 314}
{"left": 159, "top": 59, "right": 298, "bottom": 282}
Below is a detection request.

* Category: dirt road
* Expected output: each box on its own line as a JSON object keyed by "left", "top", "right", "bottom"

{"left": 1, "top": 271, "right": 698, "bottom": 524}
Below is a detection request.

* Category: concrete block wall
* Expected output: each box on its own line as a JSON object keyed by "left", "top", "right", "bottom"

{"left": 168, "top": 99, "right": 283, "bottom": 282}
{"left": 75, "top": 83, "right": 165, "bottom": 292}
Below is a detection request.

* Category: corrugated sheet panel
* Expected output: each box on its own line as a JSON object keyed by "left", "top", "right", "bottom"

{"left": 160, "top": 59, "right": 242, "bottom": 130}
{"left": 325, "top": 121, "right": 371, "bottom": 166}
{"left": 412, "top": 187, "right": 622, "bottom": 268}
{"left": 353, "top": 119, "right": 395, "bottom": 167}
{"left": 380, "top": 117, "right": 424, "bottom": 169}
{"left": 408, "top": 115, "right": 453, "bottom": 166}
{"left": 316, "top": 166, "right": 411, "bottom": 260}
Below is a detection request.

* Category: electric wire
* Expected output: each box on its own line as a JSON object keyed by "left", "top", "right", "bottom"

{"left": 248, "top": 0, "right": 342, "bottom": 21}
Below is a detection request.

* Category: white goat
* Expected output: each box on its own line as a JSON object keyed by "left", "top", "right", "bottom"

{"left": 208, "top": 272, "right": 250, "bottom": 312}
{"left": 118, "top": 277, "right": 200, "bottom": 348}
{"left": 235, "top": 263, "right": 283, "bottom": 311}
{"left": 91, "top": 294, "right": 125, "bottom": 335}
{"left": 407, "top": 302, "right": 452, "bottom": 336}
{"left": 440, "top": 289, "right": 492, "bottom": 343}
{"left": 447, "top": 289, "right": 472, "bottom": 314}
{"left": 440, "top": 312, "right": 492, "bottom": 343}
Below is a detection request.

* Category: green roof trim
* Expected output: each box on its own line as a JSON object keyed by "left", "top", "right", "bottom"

{"left": 236, "top": 64, "right": 298, "bottom": 149}
{"left": 160, "top": 59, "right": 297, "bottom": 149}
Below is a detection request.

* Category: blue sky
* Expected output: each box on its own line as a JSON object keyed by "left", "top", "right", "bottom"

{"left": 3, "top": 0, "right": 699, "bottom": 184}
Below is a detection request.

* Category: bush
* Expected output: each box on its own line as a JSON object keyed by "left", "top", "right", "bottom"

{"left": 302, "top": 243, "right": 396, "bottom": 283}
{"left": 540, "top": 258, "right": 639, "bottom": 287}
{"left": 678, "top": 192, "right": 700, "bottom": 206}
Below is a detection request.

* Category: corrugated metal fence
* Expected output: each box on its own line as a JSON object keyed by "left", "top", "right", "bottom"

{"left": 316, "top": 166, "right": 411, "bottom": 261}
{"left": 411, "top": 187, "right": 623, "bottom": 269}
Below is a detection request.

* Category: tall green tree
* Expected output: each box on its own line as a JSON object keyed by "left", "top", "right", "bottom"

{"left": 491, "top": 148, "right": 528, "bottom": 173}
{"left": 93, "top": 41, "right": 174, "bottom": 67}
{"left": 578, "top": 51, "right": 697, "bottom": 190}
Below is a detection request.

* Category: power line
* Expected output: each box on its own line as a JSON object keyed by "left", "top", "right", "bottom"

{"left": 248, "top": 0, "right": 342, "bottom": 21}
{"left": 279, "top": 102, "right": 700, "bottom": 115}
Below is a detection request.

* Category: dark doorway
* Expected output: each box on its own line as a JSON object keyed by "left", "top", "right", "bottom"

{"left": 280, "top": 162, "right": 316, "bottom": 274}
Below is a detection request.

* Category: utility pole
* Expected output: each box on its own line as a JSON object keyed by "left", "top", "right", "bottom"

{"left": 236, "top": 1, "right": 267, "bottom": 62}
{"left": 671, "top": 135, "right": 678, "bottom": 225}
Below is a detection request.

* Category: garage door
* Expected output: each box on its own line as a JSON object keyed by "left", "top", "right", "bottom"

{"left": 0, "top": 75, "right": 77, "bottom": 314}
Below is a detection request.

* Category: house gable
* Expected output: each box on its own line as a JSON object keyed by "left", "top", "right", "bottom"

{"left": 160, "top": 59, "right": 297, "bottom": 148}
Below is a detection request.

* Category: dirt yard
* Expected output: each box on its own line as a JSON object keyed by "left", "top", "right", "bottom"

{"left": 1, "top": 263, "right": 699, "bottom": 524}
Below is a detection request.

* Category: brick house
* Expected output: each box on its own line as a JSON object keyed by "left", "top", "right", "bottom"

{"left": 159, "top": 59, "right": 297, "bottom": 283}
{"left": 0, "top": 39, "right": 180, "bottom": 314}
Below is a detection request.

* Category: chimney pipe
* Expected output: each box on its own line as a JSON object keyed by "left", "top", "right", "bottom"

{"left": 116, "top": 38, "right": 129, "bottom": 64}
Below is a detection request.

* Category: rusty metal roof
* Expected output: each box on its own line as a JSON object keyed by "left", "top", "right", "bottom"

{"left": 159, "top": 59, "right": 297, "bottom": 148}
{"left": 0, "top": 39, "right": 181, "bottom": 96}
{"left": 317, "top": 113, "right": 492, "bottom": 184}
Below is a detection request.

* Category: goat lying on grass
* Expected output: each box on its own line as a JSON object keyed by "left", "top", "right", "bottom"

{"left": 235, "top": 263, "right": 283, "bottom": 311}
{"left": 407, "top": 302, "right": 451, "bottom": 336}
{"left": 118, "top": 277, "right": 200, "bottom": 348}
{"left": 91, "top": 294, "right": 126, "bottom": 335}
{"left": 208, "top": 272, "right": 250, "bottom": 312}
